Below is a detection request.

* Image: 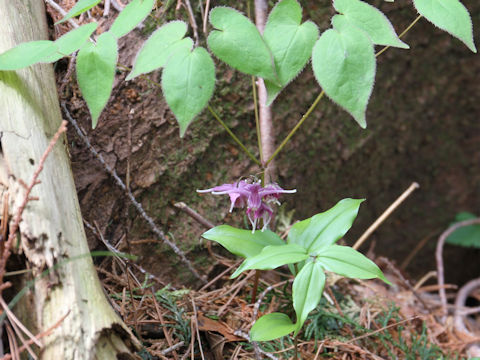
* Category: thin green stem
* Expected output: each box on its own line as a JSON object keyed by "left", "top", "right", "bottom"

{"left": 252, "top": 76, "right": 263, "bottom": 164}
{"left": 266, "top": 91, "right": 324, "bottom": 166}
{"left": 207, "top": 105, "right": 262, "bottom": 166}
{"left": 376, "top": 15, "right": 422, "bottom": 57}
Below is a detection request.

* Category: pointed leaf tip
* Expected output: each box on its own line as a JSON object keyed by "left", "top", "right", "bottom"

{"left": 57, "top": 0, "right": 102, "bottom": 24}
{"left": 127, "top": 21, "right": 191, "bottom": 81}
{"left": 109, "top": 0, "right": 156, "bottom": 39}
{"left": 413, "top": 0, "right": 476, "bottom": 53}
{"left": 317, "top": 245, "right": 390, "bottom": 284}
{"left": 289, "top": 198, "right": 364, "bottom": 253}
{"left": 76, "top": 32, "right": 118, "bottom": 128}
{"left": 312, "top": 16, "right": 376, "bottom": 128}
{"left": 0, "top": 41, "right": 57, "bottom": 70}
{"left": 161, "top": 46, "right": 215, "bottom": 137}
{"left": 333, "top": 0, "right": 409, "bottom": 49}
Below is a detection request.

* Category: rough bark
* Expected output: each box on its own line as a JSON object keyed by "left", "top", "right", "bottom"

{"left": 0, "top": 0, "right": 139, "bottom": 358}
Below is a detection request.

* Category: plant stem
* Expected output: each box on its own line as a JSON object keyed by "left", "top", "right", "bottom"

{"left": 254, "top": 0, "right": 275, "bottom": 183}
{"left": 207, "top": 105, "right": 262, "bottom": 166}
{"left": 251, "top": 270, "right": 261, "bottom": 305}
{"left": 248, "top": 0, "right": 265, "bottom": 184}
{"left": 266, "top": 91, "right": 324, "bottom": 166}
{"left": 252, "top": 76, "right": 263, "bottom": 164}
{"left": 294, "top": 336, "right": 298, "bottom": 360}
{"left": 376, "top": 15, "right": 423, "bottom": 57}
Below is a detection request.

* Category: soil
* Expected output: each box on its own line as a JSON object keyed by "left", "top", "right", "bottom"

{"left": 50, "top": 0, "right": 480, "bottom": 289}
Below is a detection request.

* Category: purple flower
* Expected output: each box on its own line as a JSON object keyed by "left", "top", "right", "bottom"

{"left": 197, "top": 180, "right": 296, "bottom": 231}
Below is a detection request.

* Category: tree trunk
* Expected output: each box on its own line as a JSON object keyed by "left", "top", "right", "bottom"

{"left": 0, "top": 0, "right": 139, "bottom": 358}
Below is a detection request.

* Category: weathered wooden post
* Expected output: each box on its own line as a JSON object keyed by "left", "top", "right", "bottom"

{"left": 0, "top": 0, "right": 138, "bottom": 358}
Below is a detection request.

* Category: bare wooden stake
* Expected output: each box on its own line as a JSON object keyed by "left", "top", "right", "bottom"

{"left": 353, "top": 182, "right": 420, "bottom": 250}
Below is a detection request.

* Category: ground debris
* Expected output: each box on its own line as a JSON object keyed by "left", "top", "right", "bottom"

{"left": 98, "top": 252, "right": 478, "bottom": 359}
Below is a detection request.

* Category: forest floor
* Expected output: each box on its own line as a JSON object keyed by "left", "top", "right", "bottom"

{"left": 39, "top": 1, "right": 480, "bottom": 359}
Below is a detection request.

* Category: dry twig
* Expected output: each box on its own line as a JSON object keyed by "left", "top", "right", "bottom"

{"left": 0, "top": 121, "right": 67, "bottom": 289}
{"left": 44, "top": 0, "right": 79, "bottom": 28}
{"left": 353, "top": 182, "right": 419, "bottom": 250}
{"left": 174, "top": 202, "right": 215, "bottom": 229}
{"left": 435, "top": 218, "right": 480, "bottom": 319}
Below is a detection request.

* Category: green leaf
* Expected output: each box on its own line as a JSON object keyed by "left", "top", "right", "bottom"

{"left": 57, "top": 0, "right": 101, "bottom": 24}
{"left": 161, "top": 46, "right": 215, "bottom": 137}
{"left": 317, "top": 245, "right": 389, "bottom": 283}
{"left": 292, "top": 260, "right": 325, "bottom": 335}
{"left": 127, "top": 21, "right": 192, "bottom": 80}
{"left": 231, "top": 244, "right": 308, "bottom": 279}
{"left": 288, "top": 198, "right": 364, "bottom": 254}
{"left": 413, "top": 0, "right": 476, "bottom": 53}
{"left": 109, "top": 0, "right": 156, "bottom": 39}
{"left": 207, "top": 7, "right": 277, "bottom": 81}
{"left": 263, "top": 0, "right": 319, "bottom": 105}
{"left": 333, "top": 0, "right": 409, "bottom": 48}
{"left": 76, "top": 32, "right": 118, "bottom": 128}
{"left": 446, "top": 212, "right": 480, "bottom": 248}
{"left": 201, "top": 225, "right": 284, "bottom": 258}
{"left": 43, "top": 23, "right": 98, "bottom": 63}
{"left": 287, "top": 217, "right": 311, "bottom": 275}
{"left": 0, "top": 41, "right": 57, "bottom": 70}
{"left": 250, "top": 313, "right": 297, "bottom": 341}
{"left": 312, "top": 15, "right": 376, "bottom": 128}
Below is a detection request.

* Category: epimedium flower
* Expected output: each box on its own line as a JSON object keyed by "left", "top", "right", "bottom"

{"left": 197, "top": 179, "right": 296, "bottom": 231}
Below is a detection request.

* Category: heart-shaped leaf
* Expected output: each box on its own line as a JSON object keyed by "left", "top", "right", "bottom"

{"left": 263, "top": 0, "right": 319, "bottom": 105}
{"left": 0, "top": 41, "right": 57, "bottom": 70}
{"left": 201, "top": 225, "right": 284, "bottom": 258}
{"left": 312, "top": 15, "right": 376, "bottom": 128}
{"left": 57, "top": 0, "right": 101, "bottom": 24}
{"left": 250, "top": 313, "right": 297, "bottom": 341}
{"left": 208, "top": 7, "right": 277, "bottom": 81}
{"left": 288, "top": 198, "right": 364, "bottom": 254}
{"left": 43, "top": 22, "right": 98, "bottom": 63}
{"left": 333, "top": 0, "right": 409, "bottom": 48}
{"left": 162, "top": 46, "right": 215, "bottom": 137}
{"left": 127, "top": 21, "right": 192, "bottom": 80}
{"left": 317, "top": 245, "right": 389, "bottom": 283}
{"left": 231, "top": 243, "right": 308, "bottom": 279}
{"left": 413, "top": 0, "right": 476, "bottom": 53}
{"left": 109, "top": 0, "right": 156, "bottom": 39}
{"left": 76, "top": 32, "right": 118, "bottom": 128}
{"left": 292, "top": 260, "right": 325, "bottom": 335}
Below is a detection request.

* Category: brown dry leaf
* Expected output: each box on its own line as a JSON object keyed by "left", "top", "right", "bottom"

{"left": 197, "top": 313, "right": 242, "bottom": 342}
